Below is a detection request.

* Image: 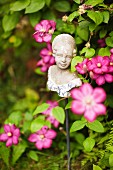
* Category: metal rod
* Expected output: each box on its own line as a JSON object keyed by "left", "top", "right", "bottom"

{"left": 65, "top": 98, "right": 71, "bottom": 170}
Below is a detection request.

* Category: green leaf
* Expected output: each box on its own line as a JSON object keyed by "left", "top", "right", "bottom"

{"left": 34, "top": 67, "right": 45, "bottom": 76}
{"left": 0, "top": 143, "right": 10, "bottom": 167}
{"left": 75, "top": 36, "right": 83, "bottom": 44}
{"left": 10, "top": 0, "right": 30, "bottom": 11}
{"left": 86, "top": 120, "right": 104, "bottom": 133}
{"left": 106, "top": 37, "right": 113, "bottom": 47}
{"left": 102, "top": 11, "right": 109, "bottom": 23}
{"left": 85, "top": 0, "right": 103, "bottom": 6}
{"left": 33, "top": 103, "right": 50, "bottom": 116}
{"left": 45, "top": 0, "right": 51, "bottom": 6}
{"left": 98, "top": 47, "right": 110, "bottom": 56}
{"left": 2, "top": 12, "right": 20, "bottom": 32}
{"left": 65, "top": 101, "right": 72, "bottom": 109}
{"left": 28, "top": 151, "right": 39, "bottom": 161}
{"left": 31, "top": 116, "right": 51, "bottom": 132}
{"left": 54, "top": 1, "right": 71, "bottom": 12}
{"left": 52, "top": 106, "right": 65, "bottom": 124}
{"left": 109, "top": 31, "right": 113, "bottom": 37}
{"left": 25, "top": 0, "right": 45, "bottom": 13}
{"left": 85, "top": 48, "right": 95, "bottom": 58}
{"left": 105, "top": 95, "right": 113, "bottom": 108}
{"left": 68, "top": 11, "right": 79, "bottom": 22}
{"left": 93, "top": 164, "right": 102, "bottom": 170}
{"left": 5, "top": 111, "right": 22, "bottom": 126}
{"left": 83, "top": 137, "right": 95, "bottom": 152}
{"left": 70, "top": 120, "right": 86, "bottom": 133}
{"left": 73, "top": 0, "right": 80, "bottom": 4}
{"left": 109, "top": 154, "right": 113, "bottom": 167}
{"left": 77, "top": 27, "right": 89, "bottom": 41}
{"left": 29, "top": 12, "right": 41, "bottom": 27}
{"left": 87, "top": 11, "right": 103, "bottom": 25}
{"left": 71, "top": 56, "right": 83, "bottom": 72}
{"left": 12, "top": 140, "right": 28, "bottom": 165}
{"left": 99, "top": 29, "right": 107, "bottom": 38}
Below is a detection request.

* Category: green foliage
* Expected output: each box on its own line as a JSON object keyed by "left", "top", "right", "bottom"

{"left": 28, "top": 150, "right": 39, "bottom": 161}
{"left": 52, "top": 106, "right": 65, "bottom": 124}
{"left": 54, "top": 1, "right": 71, "bottom": 12}
{"left": 33, "top": 103, "right": 50, "bottom": 116}
{"left": 71, "top": 56, "right": 83, "bottom": 72}
{"left": 85, "top": 0, "right": 104, "bottom": 6}
{"left": 5, "top": 111, "right": 22, "bottom": 126}
{"left": 93, "top": 164, "right": 102, "bottom": 170}
{"left": 12, "top": 140, "right": 28, "bottom": 165}
{"left": 83, "top": 137, "right": 95, "bottom": 152}
{"left": 2, "top": 12, "right": 20, "bottom": 32}
{"left": 25, "top": 0, "right": 45, "bottom": 13}
{"left": 86, "top": 120, "right": 104, "bottom": 133}
{"left": 10, "top": 0, "right": 30, "bottom": 11}
{"left": 70, "top": 120, "right": 87, "bottom": 133}
{"left": 0, "top": 143, "right": 10, "bottom": 167}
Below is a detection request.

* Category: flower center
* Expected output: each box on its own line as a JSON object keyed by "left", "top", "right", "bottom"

{"left": 84, "top": 96, "right": 93, "bottom": 106}
{"left": 40, "top": 28, "right": 46, "bottom": 32}
{"left": 40, "top": 135, "right": 44, "bottom": 139}
{"left": 110, "top": 62, "right": 113, "bottom": 66}
{"left": 48, "top": 29, "right": 54, "bottom": 34}
{"left": 97, "top": 63, "right": 101, "bottom": 67}
{"left": 7, "top": 132, "right": 12, "bottom": 137}
{"left": 48, "top": 51, "right": 52, "bottom": 55}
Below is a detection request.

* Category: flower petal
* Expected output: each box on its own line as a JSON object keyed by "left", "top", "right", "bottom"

{"left": 105, "top": 74, "right": 113, "bottom": 83}
{"left": 43, "top": 138, "right": 52, "bottom": 149}
{"left": 28, "top": 134, "right": 38, "bottom": 142}
{"left": 13, "top": 136, "right": 18, "bottom": 145}
{"left": 80, "top": 83, "right": 93, "bottom": 96}
{"left": 4, "top": 124, "right": 11, "bottom": 133}
{"left": 6, "top": 138, "right": 13, "bottom": 147}
{"left": 84, "top": 109, "right": 97, "bottom": 122}
{"left": 93, "top": 104, "right": 106, "bottom": 115}
{"left": 43, "top": 34, "right": 52, "bottom": 42}
{"left": 35, "top": 140, "right": 43, "bottom": 150}
{"left": 93, "top": 87, "right": 106, "bottom": 103}
{"left": 45, "top": 130, "right": 57, "bottom": 139}
{"left": 0, "top": 134, "right": 8, "bottom": 141}
{"left": 71, "top": 101, "right": 85, "bottom": 115}
{"left": 71, "top": 89, "right": 83, "bottom": 100}
{"left": 96, "top": 75, "right": 105, "bottom": 85}
{"left": 13, "top": 129, "right": 20, "bottom": 137}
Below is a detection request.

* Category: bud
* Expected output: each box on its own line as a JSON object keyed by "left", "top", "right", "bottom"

{"left": 85, "top": 42, "right": 90, "bottom": 48}
{"left": 62, "top": 15, "right": 68, "bottom": 22}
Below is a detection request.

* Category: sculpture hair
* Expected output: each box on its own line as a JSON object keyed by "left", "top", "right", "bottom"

{"left": 52, "top": 34, "right": 76, "bottom": 56}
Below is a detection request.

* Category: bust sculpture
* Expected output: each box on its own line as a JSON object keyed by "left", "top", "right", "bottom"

{"left": 47, "top": 34, "right": 82, "bottom": 97}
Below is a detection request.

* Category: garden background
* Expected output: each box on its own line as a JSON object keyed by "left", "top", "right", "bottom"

{"left": 1, "top": 0, "right": 113, "bottom": 170}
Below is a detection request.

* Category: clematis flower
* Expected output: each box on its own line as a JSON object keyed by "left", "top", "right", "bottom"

{"left": 71, "top": 83, "right": 106, "bottom": 122}
{"left": 76, "top": 58, "right": 89, "bottom": 74}
{"left": 87, "top": 56, "right": 109, "bottom": 74}
{"left": 36, "top": 43, "right": 55, "bottom": 72}
{"left": 0, "top": 124, "right": 20, "bottom": 147}
{"left": 28, "top": 126, "right": 57, "bottom": 150}
{"left": 33, "top": 20, "right": 56, "bottom": 43}
{"left": 42, "top": 101, "right": 59, "bottom": 128}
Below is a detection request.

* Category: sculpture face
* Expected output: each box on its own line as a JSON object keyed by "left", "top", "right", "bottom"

{"left": 53, "top": 46, "right": 73, "bottom": 69}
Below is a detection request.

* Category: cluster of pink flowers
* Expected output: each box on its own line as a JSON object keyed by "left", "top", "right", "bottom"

{"left": 34, "top": 20, "right": 56, "bottom": 72}
{"left": 42, "top": 100, "right": 59, "bottom": 128}
{"left": 36, "top": 43, "right": 55, "bottom": 72}
{"left": 33, "top": 20, "right": 56, "bottom": 43}
{"left": 28, "top": 126, "right": 57, "bottom": 150}
{"left": 71, "top": 83, "right": 106, "bottom": 122}
{"left": 0, "top": 124, "right": 20, "bottom": 147}
{"left": 76, "top": 51, "right": 113, "bottom": 85}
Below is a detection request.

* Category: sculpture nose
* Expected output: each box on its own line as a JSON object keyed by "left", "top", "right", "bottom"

{"left": 62, "top": 55, "right": 66, "bottom": 62}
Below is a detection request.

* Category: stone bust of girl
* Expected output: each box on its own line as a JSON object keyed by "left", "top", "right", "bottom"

{"left": 47, "top": 34, "right": 82, "bottom": 97}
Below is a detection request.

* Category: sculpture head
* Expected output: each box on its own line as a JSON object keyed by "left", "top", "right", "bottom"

{"left": 52, "top": 34, "right": 76, "bottom": 69}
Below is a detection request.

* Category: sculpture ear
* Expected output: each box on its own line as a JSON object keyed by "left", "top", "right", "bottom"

{"left": 73, "top": 49, "right": 76, "bottom": 56}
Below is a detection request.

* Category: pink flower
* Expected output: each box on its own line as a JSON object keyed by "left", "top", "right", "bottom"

{"left": 0, "top": 124, "right": 20, "bottom": 147}
{"left": 42, "top": 101, "right": 59, "bottom": 128}
{"left": 76, "top": 58, "right": 89, "bottom": 74}
{"left": 92, "top": 73, "right": 113, "bottom": 85}
{"left": 28, "top": 126, "right": 57, "bottom": 150}
{"left": 87, "top": 56, "right": 109, "bottom": 74}
{"left": 33, "top": 20, "right": 56, "bottom": 43}
{"left": 71, "top": 83, "right": 106, "bottom": 122}
{"left": 36, "top": 43, "right": 55, "bottom": 72}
